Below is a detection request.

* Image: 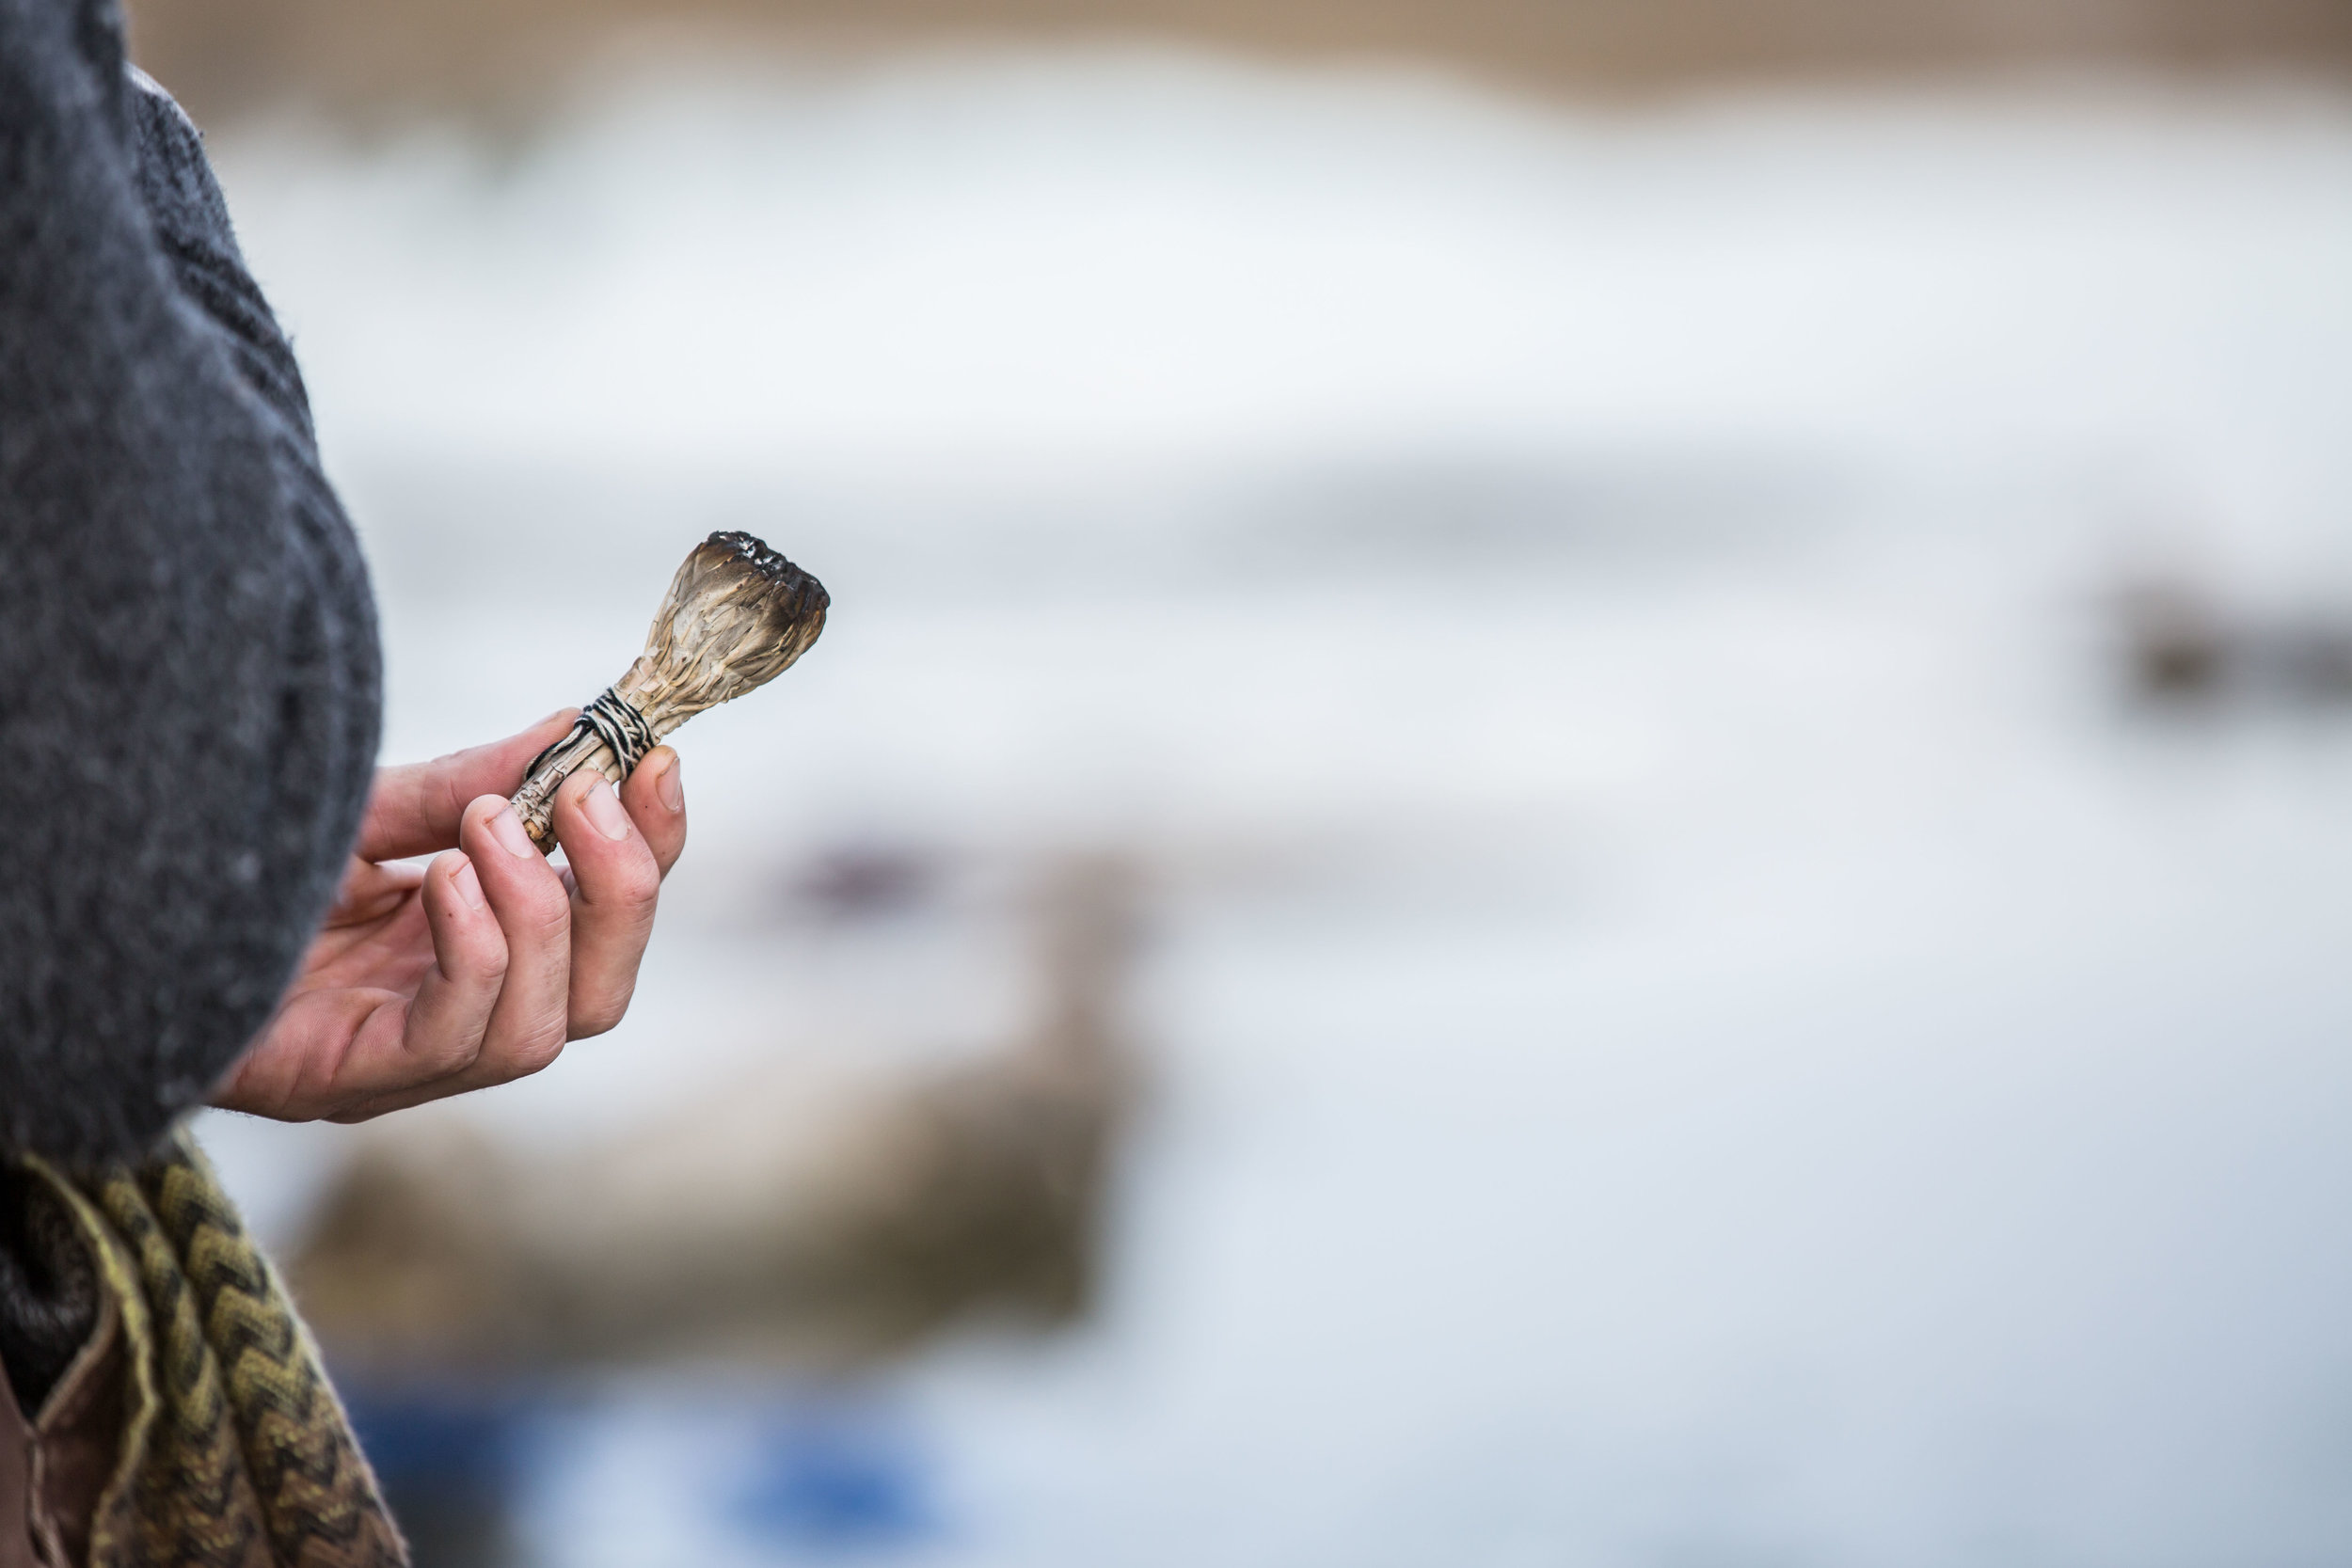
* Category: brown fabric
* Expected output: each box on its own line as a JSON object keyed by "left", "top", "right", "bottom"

{"left": 0, "top": 1259, "right": 121, "bottom": 1568}
{"left": 1, "top": 1358, "right": 35, "bottom": 1568}
{"left": 26, "top": 1291, "right": 126, "bottom": 1568}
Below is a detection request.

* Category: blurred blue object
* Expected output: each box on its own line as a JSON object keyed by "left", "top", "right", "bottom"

{"left": 342, "top": 1386, "right": 528, "bottom": 1568}
{"left": 730, "top": 1400, "right": 939, "bottom": 1552}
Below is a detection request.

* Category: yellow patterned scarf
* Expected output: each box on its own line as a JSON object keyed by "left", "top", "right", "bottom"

{"left": 26, "top": 1133, "right": 405, "bottom": 1568}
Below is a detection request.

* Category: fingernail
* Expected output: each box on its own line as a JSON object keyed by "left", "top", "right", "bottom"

{"left": 453, "top": 858, "right": 486, "bottom": 910}
{"left": 489, "top": 805, "right": 537, "bottom": 858}
{"left": 655, "top": 752, "right": 683, "bottom": 814}
{"left": 582, "top": 774, "right": 631, "bottom": 840}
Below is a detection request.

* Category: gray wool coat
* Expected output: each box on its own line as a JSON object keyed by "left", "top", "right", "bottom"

{"left": 1, "top": 0, "right": 382, "bottom": 1402}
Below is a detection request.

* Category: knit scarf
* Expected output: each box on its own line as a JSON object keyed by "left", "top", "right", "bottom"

{"left": 23, "top": 1135, "right": 405, "bottom": 1568}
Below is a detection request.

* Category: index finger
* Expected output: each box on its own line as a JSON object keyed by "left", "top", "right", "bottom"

{"left": 358, "top": 709, "right": 579, "bottom": 862}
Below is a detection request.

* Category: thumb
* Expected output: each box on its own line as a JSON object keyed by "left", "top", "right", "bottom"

{"left": 356, "top": 709, "right": 579, "bottom": 862}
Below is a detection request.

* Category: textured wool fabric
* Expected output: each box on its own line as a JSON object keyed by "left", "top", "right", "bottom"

{"left": 0, "top": 0, "right": 382, "bottom": 1165}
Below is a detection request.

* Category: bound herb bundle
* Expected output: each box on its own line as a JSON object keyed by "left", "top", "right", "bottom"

{"left": 510, "top": 531, "right": 829, "bottom": 848}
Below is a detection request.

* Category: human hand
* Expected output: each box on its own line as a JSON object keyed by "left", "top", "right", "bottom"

{"left": 212, "top": 711, "right": 688, "bottom": 1122}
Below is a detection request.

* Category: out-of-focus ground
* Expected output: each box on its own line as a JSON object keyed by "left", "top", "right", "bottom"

{"left": 125, "top": 0, "right": 2352, "bottom": 123}
{"left": 163, "top": 16, "right": 2352, "bottom": 1568}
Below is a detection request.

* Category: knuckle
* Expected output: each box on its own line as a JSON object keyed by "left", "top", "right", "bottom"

{"left": 473, "top": 939, "right": 513, "bottom": 983}
{"left": 495, "top": 1029, "right": 567, "bottom": 1084}
{"left": 405, "top": 1006, "right": 488, "bottom": 1080}
{"left": 414, "top": 1044, "right": 480, "bottom": 1084}
{"left": 611, "top": 858, "right": 661, "bottom": 911}
{"left": 441, "top": 948, "right": 508, "bottom": 1000}
{"left": 449, "top": 919, "right": 511, "bottom": 976}
{"left": 569, "top": 988, "right": 635, "bottom": 1041}
{"left": 514, "top": 884, "right": 572, "bottom": 942}
{"left": 421, "top": 1021, "right": 489, "bottom": 1077}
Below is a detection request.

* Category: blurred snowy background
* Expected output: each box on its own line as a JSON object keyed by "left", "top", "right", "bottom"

{"left": 143, "top": 6, "right": 2352, "bottom": 1563}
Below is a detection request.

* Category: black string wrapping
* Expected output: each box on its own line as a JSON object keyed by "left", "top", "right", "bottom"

{"left": 527, "top": 688, "right": 659, "bottom": 783}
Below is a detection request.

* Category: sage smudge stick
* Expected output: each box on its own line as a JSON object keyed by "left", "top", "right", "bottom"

{"left": 509, "top": 531, "right": 829, "bottom": 850}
